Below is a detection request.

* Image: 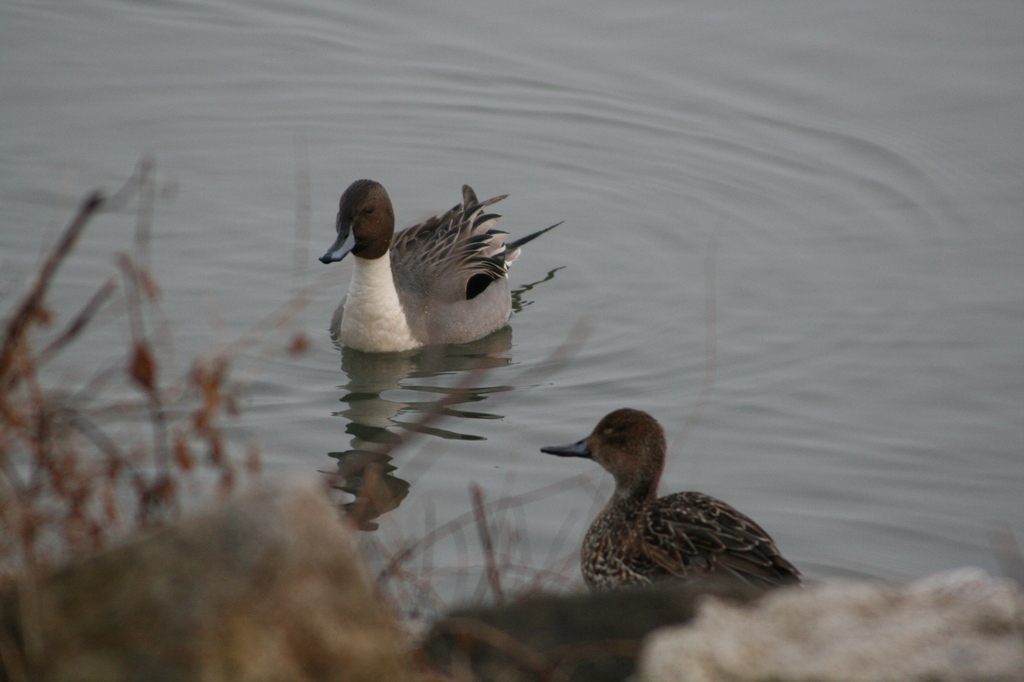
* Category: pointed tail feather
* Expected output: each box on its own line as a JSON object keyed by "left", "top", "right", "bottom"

{"left": 507, "top": 220, "right": 563, "bottom": 251}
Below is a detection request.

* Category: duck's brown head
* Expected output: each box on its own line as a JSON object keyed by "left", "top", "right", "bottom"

{"left": 320, "top": 179, "right": 396, "bottom": 263}
{"left": 542, "top": 408, "right": 666, "bottom": 499}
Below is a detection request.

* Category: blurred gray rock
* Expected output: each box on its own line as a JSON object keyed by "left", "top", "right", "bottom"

{"left": 638, "top": 568, "right": 1024, "bottom": 682}
{"left": 1, "top": 480, "right": 414, "bottom": 682}
{"left": 419, "top": 580, "right": 765, "bottom": 682}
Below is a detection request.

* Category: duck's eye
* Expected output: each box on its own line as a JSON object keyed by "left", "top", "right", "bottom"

{"left": 364, "top": 207, "right": 374, "bottom": 215}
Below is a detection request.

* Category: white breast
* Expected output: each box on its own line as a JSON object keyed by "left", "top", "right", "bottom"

{"left": 338, "top": 253, "right": 421, "bottom": 352}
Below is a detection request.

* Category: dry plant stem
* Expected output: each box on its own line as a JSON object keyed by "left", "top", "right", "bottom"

{"left": 470, "top": 483, "right": 504, "bottom": 603}
{"left": 35, "top": 278, "right": 117, "bottom": 368}
{"left": 0, "top": 191, "right": 105, "bottom": 389}
{"left": 62, "top": 409, "right": 130, "bottom": 482}
{"left": 0, "top": 191, "right": 108, "bottom": 674}
{"left": 377, "top": 473, "right": 592, "bottom": 585}
{"left": 133, "top": 154, "right": 155, "bottom": 271}
{"left": 116, "top": 255, "right": 171, "bottom": 489}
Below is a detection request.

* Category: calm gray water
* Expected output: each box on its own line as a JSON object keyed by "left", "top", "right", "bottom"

{"left": 3, "top": 0, "right": 1022, "bottom": 608}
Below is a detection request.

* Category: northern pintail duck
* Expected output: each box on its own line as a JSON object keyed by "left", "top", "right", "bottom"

{"left": 320, "top": 180, "right": 560, "bottom": 353}
{"left": 542, "top": 409, "right": 801, "bottom": 591}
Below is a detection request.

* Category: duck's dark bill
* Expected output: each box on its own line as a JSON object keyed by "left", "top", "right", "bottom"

{"left": 541, "top": 438, "right": 591, "bottom": 459}
{"left": 320, "top": 228, "right": 356, "bottom": 264}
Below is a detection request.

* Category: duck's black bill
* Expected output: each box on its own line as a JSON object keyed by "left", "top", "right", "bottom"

{"left": 320, "top": 223, "right": 356, "bottom": 264}
{"left": 540, "top": 438, "right": 591, "bottom": 459}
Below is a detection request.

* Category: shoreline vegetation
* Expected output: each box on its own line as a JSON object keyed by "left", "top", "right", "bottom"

{"left": 0, "top": 158, "right": 263, "bottom": 580}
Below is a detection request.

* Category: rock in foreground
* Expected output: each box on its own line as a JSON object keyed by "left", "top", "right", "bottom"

{"left": 419, "top": 580, "right": 765, "bottom": 682}
{"left": 638, "top": 568, "right": 1024, "bottom": 682}
{"left": 1, "top": 480, "right": 413, "bottom": 682}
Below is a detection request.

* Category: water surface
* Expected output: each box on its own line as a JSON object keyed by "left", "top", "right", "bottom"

{"left": 2, "top": 0, "right": 1022, "bottom": 610}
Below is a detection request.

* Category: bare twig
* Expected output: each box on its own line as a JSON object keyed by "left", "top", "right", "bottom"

{"left": 470, "top": 483, "right": 504, "bottom": 603}
{"left": 133, "top": 153, "right": 156, "bottom": 271}
{"left": 0, "top": 191, "right": 105, "bottom": 387}
{"left": 376, "top": 473, "right": 592, "bottom": 585}
{"left": 36, "top": 278, "right": 117, "bottom": 367}
{"left": 116, "top": 254, "right": 170, "bottom": 481}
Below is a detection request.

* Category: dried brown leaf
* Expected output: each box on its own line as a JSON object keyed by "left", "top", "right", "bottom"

{"left": 129, "top": 342, "right": 156, "bottom": 391}
{"left": 174, "top": 434, "right": 193, "bottom": 472}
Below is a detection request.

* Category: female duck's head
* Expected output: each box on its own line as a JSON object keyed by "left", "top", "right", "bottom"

{"left": 542, "top": 408, "right": 666, "bottom": 499}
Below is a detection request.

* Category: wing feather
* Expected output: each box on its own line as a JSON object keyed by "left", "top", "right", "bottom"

{"left": 390, "top": 186, "right": 513, "bottom": 303}
{"left": 636, "top": 492, "right": 801, "bottom": 587}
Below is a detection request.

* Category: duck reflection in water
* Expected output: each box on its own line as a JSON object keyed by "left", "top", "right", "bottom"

{"left": 328, "top": 267, "right": 563, "bottom": 529}
{"left": 329, "top": 326, "right": 515, "bottom": 530}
